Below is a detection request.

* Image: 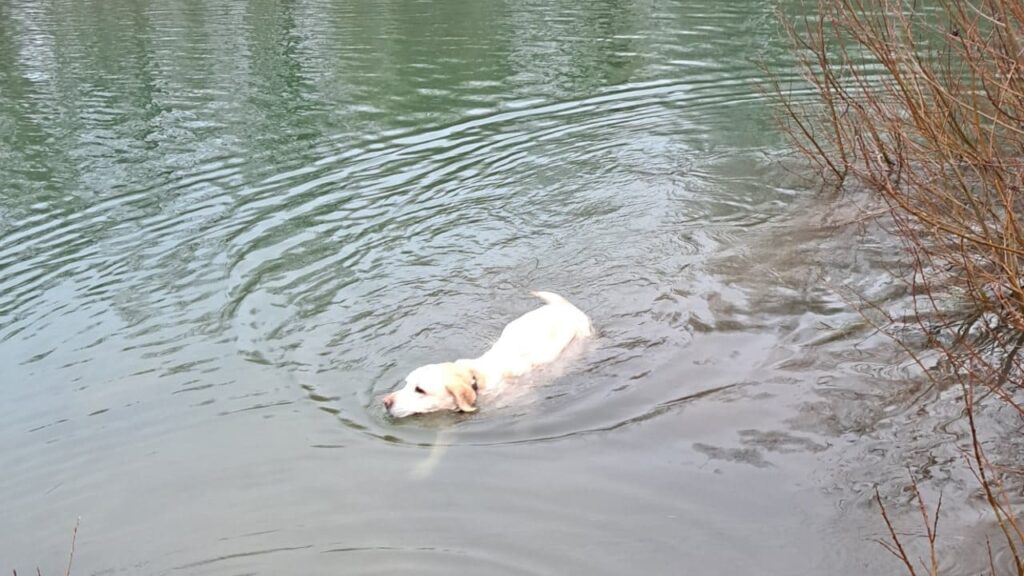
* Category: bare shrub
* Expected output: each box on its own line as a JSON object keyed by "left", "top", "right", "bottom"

{"left": 771, "top": 0, "right": 1024, "bottom": 572}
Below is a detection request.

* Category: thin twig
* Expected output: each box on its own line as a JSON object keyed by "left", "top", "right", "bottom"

{"left": 65, "top": 517, "right": 79, "bottom": 576}
{"left": 877, "top": 488, "right": 920, "bottom": 576}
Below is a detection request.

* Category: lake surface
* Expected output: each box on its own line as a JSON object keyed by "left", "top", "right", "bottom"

{"left": 0, "top": 1, "right": 1004, "bottom": 574}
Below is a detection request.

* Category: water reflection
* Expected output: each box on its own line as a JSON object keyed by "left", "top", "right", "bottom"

{"left": 0, "top": 0, "right": 994, "bottom": 575}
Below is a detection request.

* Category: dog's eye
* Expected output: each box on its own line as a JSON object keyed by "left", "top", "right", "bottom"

{"left": 414, "top": 386, "right": 426, "bottom": 394}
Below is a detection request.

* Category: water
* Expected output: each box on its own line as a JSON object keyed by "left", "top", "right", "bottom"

{"left": 0, "top": 1, "right": 1006, "bottom": 574}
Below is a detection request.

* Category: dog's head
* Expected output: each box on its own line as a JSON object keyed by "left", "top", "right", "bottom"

{"left": 383, "top": 361, "right": 482, "bottom": 418}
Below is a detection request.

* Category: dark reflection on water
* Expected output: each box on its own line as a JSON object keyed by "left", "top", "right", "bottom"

{"left": 0, "top": 0, "right": 1000, "bottom": 574}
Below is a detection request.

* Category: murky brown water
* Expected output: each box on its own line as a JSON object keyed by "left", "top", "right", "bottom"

{"left": 0, "top": 0, "right": 1010, "bottom": 574}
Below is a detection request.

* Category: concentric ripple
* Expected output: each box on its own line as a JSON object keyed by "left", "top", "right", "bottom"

{"left": 0, "top": 0, "right": 992, "bottom": 575}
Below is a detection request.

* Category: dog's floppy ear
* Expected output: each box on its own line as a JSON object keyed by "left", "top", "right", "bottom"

{"left": 446, "top": 380, "right": 477, "bottom": 412}
{"left": 443, "top": 363, "right": 480, "bottom": 412}
{"left": 453, "top": 360, "right": 485, "bottom": 390}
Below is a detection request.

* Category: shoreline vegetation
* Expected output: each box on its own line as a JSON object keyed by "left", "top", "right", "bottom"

{"left": 772, "top": 0, "right": 1024, "bottom": 573}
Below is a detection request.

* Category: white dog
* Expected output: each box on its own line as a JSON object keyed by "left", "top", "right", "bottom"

{"left": 383, "top": 291, "right": 592, "bottom": 417}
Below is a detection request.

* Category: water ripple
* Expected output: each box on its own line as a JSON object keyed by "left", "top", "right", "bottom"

{"left": 0, "top": 1, "right": 967, "bottom": 574}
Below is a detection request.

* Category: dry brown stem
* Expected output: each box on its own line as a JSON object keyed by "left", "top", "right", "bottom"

{"left": 773, "top": 0, "right": 1024, "bottom": 572}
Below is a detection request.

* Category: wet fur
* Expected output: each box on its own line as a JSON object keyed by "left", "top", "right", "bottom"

{"left": 383, "top": 292, "right": 592, "bottom": 417}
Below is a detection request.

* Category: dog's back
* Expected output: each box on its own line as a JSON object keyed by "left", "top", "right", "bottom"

{"left": 479, "top": 291, "right": 591, "bottom": 377}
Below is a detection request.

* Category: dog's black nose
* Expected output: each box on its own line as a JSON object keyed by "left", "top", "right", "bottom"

{"left": 383, "top": 394, "right": 395, "bottom": 411}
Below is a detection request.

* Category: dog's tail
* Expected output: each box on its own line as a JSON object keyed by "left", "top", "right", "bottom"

{"left": 531, "top": 291, "right": 570, "bottom": 306}
{"left": 532, "top": 291, "right": 592, "bottom": 337}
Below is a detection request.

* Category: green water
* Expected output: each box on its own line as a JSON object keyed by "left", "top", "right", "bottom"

{"left": 0, "top": 1, "right": 1000, "bottom": 574}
